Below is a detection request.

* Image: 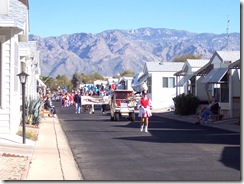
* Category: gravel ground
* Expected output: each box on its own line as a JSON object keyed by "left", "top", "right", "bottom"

{"left": 0, "top": 155, "right": 30, "bottom": 180}
{"left": 0, "top": 126, "right": 38, "bottom": 181}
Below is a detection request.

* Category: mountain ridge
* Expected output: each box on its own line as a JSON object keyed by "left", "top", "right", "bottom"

{"left": 29, "top": 27, "right": 240, "bottom": 78}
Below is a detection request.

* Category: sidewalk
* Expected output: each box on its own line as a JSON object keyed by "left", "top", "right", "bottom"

{"left": 0, "top": 115, "right": 82, "bottom": 180}
{"left": 0, "top": 109, "right": 240, "bottom": 181}
{"left": 26, "top": 116, "right": 82, "bottom": 180}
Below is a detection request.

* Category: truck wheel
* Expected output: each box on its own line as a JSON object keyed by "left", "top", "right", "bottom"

{"left": 114, "top": 113, "right": 120, "bottom": 121}
{"left": 130, "top": 113, "right": 135, "bottom": 122}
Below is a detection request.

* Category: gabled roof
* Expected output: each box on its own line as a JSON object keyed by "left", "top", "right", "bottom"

{"left": 145, "top": 62, "right": 184, "bottom": 72}
{"left": 186, "top": 59, "right": 210, "bottom": 68}
{"left": 174, "top": 59, "right": 209, "bottom": 76}
{"left": 212, "top": 51, "right": 240, "bottom": 63}
{"left": 194, "top": 51, "right": 240, "bottom": 76}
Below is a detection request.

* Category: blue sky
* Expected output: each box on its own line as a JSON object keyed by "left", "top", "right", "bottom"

{"left": 28, "top": 0, "right": 240, "bottom": 37}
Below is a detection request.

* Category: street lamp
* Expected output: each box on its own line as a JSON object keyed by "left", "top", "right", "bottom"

{"left": 17, "top": 71, "right": 29, "bottom": 144}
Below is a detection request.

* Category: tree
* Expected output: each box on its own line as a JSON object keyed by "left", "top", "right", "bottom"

{"left": 40, "top": 75, "right": 53, "bottom": 86}
{"left": 86, "top": 72, "right": 105, "bottom": 84}
{"left": 120, "top": 70, "right": 135, "bottom": 77}
{"left": 71, "top": 72, "right": 82, "bottom": 90}
{"left": 56, "top": 74, "right": 72, "bottom": 92}
{"left": 171, "top": 54, "right": 202, "bottom": 62}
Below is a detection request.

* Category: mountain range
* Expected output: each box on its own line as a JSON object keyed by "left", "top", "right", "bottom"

{"left": 29, "top": 27, "right": 240, "bottom": 78}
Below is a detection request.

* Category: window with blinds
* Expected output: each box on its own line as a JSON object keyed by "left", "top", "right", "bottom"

{"left": 162, "top": 77, "right": 175, "bottom": 88}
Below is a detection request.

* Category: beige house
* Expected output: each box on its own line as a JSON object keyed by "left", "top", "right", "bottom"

{"left": 174, "top": 59, "right": 209, "bottom": 97}
{"left": 193, "top": 51, "right": 240, "bottom": 118}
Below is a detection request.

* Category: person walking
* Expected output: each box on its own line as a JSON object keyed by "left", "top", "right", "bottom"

{"left": 138, "top": 90, "right": 152, "bottom": 132}
{"left": 74, "top": 91, "right": 81, "bottom": 113}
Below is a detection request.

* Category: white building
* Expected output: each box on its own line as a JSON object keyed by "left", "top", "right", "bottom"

{"left": 0, "top": 0, "right": 30, "bottom": 134}
{"left": 1, "top": 0, "right": 42, "bottom": 135}
{"left": 143, "top": 61, "right": 184, "bottom": 109}
{"left": 19, "top": 41, "right": 41, "bottom": 100}
{"left": 117, "top": 76, "right": 133, "bottom": 90}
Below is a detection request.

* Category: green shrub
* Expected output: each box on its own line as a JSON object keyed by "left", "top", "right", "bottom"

{"left": 173, "top": 93, "right": 200, "bottom": 115}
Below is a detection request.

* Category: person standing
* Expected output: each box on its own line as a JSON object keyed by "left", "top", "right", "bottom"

{"left": 74, "top": 91, "right": 81, "bottom": 113}
{"left": 138, "top": 90, "right": 152, "bottom": 132}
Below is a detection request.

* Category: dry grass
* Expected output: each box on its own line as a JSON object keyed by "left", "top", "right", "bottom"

{"left": 16, "top": 125, "right": 39, "bottom": 141}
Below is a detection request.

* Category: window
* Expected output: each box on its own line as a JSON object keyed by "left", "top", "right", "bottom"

{"left": 0, "top": 0, "right": 9, "bottom": 14}
{"left": 213, "top": 83, "right": 229, "bottom": 103}
{"left": 162, "top": 77, "right": 175, "bottom": 88}
{"left": 147, "top": 76, "right": 152, "bottom": 93}
{"left": 220, "top": 83, "right": 229, "bottom": 102}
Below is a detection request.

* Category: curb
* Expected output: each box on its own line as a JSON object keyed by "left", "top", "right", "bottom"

{"left": 21, "top": 157, "right": 32, "bottom": 180}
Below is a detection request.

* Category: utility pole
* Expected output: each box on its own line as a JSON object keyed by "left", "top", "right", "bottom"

{"left": 226, "top": 15, "right": 230, "bottom": 51}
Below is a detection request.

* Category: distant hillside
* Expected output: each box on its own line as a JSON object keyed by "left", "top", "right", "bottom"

{"left": 29, "top": 27, "right": 240, "bottom": 78}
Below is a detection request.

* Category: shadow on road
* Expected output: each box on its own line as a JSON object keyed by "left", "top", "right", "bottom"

{"left": 113, "top": 118, "right": 240, "bottom": 171}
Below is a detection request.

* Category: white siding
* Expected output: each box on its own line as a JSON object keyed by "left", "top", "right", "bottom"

{"left": 150, "top": 71, "right": 180, "bottom": 109}
{"left": 231, "top": 69, "right": 240, "bottom": 97}
{"left": 196, "top": 76, "right": 209, "bottom": 101}
{"left": 0, "top": 35, "right": 11, "bottom": 133}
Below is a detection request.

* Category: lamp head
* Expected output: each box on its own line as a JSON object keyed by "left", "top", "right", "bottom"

{"left": 17, "top": 71, "right": 29, "bottom": 84}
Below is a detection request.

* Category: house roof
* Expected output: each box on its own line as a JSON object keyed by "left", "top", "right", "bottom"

{"left": 175, "top": 59, "right": 210, "bottom": 76}
{"left": 193, "top": 63, "right": 213, "bottom": 76}
{"left": 213, "top": 51, "right": 240, "bottom": 63}
{"left": 228, "top": 59, "right": 240, "bottom": 69}
{"left": 145, "top": 62, "right": 184, "bottom": 72}
{"left": 194, "top": 50, "right": 240, "bottom": 76}
{"left": 0, "top": 0, "right": 28, "bottom": 31}
{"left": 19, "top": 0, "right": 29, "bottom": 9}
{"left": 186, "top": 59, "right": 210, "bottom": 68}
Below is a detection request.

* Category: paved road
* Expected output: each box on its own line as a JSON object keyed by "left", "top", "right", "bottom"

{"left": 55, "top": 102, "right": 240, "bottom": 181}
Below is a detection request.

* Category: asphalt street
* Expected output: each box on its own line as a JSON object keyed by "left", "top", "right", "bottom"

{"left": 55, "top": 102, "right": 240, "bottom": 181}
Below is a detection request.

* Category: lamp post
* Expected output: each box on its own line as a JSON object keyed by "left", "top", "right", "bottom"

{"left": 17, "top": 71, "right": 29, "bottom": 144}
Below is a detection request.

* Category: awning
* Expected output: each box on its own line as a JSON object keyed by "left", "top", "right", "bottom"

{"left": 201, "top": 68, "right": 228, "bottom": 84}
{"left": 37, "top": 79, "right": 46, "bottom": 87}
{"left": 175, "top": 75, "right": 192, "bottom": 87}
{"left": 131, "top": 72, "right": 148, "bottom": 92}
{"left": 137, "top": 73, "right": 148, "bottom": 84}
{"left": 193, "top": 63, "right": 213, "bottom": 76}
{"left": 174, "top": 70, "right": 186, "bottom": 76}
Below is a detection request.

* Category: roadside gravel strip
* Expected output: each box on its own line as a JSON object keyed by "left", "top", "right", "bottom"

{"left": 0, "top": 154, "right": 30, "bottom": 180}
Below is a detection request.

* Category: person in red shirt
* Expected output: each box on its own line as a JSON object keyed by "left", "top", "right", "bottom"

{"left": 138, "top": 90, "right": 152, "bottom": 132}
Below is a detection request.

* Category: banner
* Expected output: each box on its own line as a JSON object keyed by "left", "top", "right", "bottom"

{"left": 81, "top": 96, "right": 110, "bottom": 105}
